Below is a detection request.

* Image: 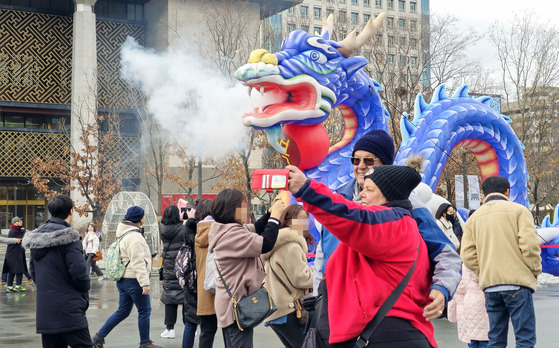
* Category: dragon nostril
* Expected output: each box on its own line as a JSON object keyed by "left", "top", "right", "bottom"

{"left": 286, "top": 92, "right": 294, "bottom": 103}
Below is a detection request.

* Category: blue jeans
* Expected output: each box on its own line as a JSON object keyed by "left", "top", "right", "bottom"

{"left": 182, "top": 321, "right": 198, "bottom": 348}
{"left": 98, "top": 278, "right": 152, "bottom": 344}
{"left": 485, "top": 287, "right": 536, "bottom": 348}
{"left": 469, "top": 340, "right": 489, "bottom": 348}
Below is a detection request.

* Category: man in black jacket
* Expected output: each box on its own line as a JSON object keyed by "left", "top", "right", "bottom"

{"left": 23, "top": 195, "right": 92, "bottom": 348}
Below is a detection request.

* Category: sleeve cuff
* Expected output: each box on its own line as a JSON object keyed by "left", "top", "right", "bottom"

{"left": 431, "top": 284, "right": 450, "bottom": 303}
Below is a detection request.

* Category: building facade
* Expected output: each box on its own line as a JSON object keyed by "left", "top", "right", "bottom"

{"left": 0, "top": 0, "right": 293, "bottom": 229}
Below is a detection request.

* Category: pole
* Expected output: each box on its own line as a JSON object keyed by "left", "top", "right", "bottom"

{"left": 197, "top": 151, "right": 203, "bottom": 202}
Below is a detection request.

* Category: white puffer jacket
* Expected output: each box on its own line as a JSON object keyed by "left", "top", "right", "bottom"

{"left": 82, "top": 231, "right": 99, "bottom": 254}
{"left": 448, "top": 265, "right": 489, "bottom": 343}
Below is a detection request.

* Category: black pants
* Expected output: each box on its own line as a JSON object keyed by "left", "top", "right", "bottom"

{"left": 164, "top": 303, "right": 179, "bottom": 329}
{"left": 7, "top": 273, "right": 22, "bottom": 286}
{"left": 199, "top": 314, "right": 219, "bottom": 348}
{"left": 85, "top": 254, "right": 103, "bottom": 277}
{"left": 270, "top": 311, "right": 306, "bottom": 348}
{"left": 222, "top": 322, "right": 253, "bottom": 348}
{"left": 332, "top": 337, "right": 432, "bottom": 348}
{"left": 41, "top": 328, "right": 92, "bottom": 348}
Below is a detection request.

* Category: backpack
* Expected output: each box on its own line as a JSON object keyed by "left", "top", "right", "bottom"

{"left": 104, "top": 230, "right": 134, "bottom": 281}
{"left": 175, "top": 242, "right": 197, "bottom": 292}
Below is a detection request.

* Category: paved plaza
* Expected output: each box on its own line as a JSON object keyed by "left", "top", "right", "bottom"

{"left": 2, "top": 274, "right": 559, "bottom": 347}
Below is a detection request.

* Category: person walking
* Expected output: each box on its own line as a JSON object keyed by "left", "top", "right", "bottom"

{"left": 22, "top": 195, "right": 92, "bottom": 348}
{"left": 263, "top": 204, "right": 313, "bottom": 348}
{"left": 83, "top": 223, "right": 105, "bottom": 280}
{"left": 286, "top": 157, "right": 437, "bottom": 347}
{"left": 159, "top": 205, "right": 188, "bottom": 340}
{"left": 92, "top": 206, "right": 160, "bottom": 348}
{"left": 194, "top": 199, "right": 224, "bottom": 348}
{"left": 4, "top": 216, "right": 27, "bottom": 292}
{"left": 461, "top": 176, "right": 542, "bottom": 348}
{"left": 448, "top": 264, "right": 489, "bottom": 348}
{"left": 435, "top": 203, "right": 460, "bottom": 249}
{"left": 208, "top": 189, "right": 284, "bottom": 348}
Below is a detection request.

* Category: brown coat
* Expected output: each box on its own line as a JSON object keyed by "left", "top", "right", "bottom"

{"left": 262, "top": 227, "right": 313, "bottom": 322}
{"left": 195, "top": 220, "right": 216, "bottom": 316}
{"left": 208, "top": 221, "right": 265, "bottom": 328}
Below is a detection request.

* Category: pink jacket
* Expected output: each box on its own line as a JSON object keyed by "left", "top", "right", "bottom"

{"left": 448, "top": 265, "right": 489, "bottom": 343}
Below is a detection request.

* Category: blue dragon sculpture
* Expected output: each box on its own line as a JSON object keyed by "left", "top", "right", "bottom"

{"left": 234, "top": 14, "right": 529, "bottom": 207}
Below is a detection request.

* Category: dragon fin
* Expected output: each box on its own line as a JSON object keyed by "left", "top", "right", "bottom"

{"left": 341, "top": 57, "right": 368, "bottom": 78}
{"left": 414, "top": 93, "right": 428, "bottom": 122}
{"left": 452, "top": 85, "right": 470, "bottom": 98}
{"left": 554, "top": 204, "right": 559, "bottom": 227}
{"left": 400, "top": 113, "right": 415, "bottom": 146}
{"left": 430, "top": 84, "right": 449, "bottom": 104}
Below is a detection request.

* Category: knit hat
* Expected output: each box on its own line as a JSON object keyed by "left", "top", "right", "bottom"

{"left": 124, "top": 206, "right": 145, "bottom": 223}
{"left": 11, "top": 216, "right": 21, "bottom": 224}
{"left": 352, "top": 129, "right": 395, "bottom": 165}
{"left": 364, "top": 156, "right": 423, "bottom": 201}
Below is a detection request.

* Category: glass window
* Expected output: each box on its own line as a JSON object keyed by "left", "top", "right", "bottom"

{"left": 0, "top": 187, "right": 7, "bottom": 200}
{"left": 399, "top": 55, "right": 407, "bottom": 65}
{"left": 410, "top": 20, "right": 417, "bottom": 30}
{"left": 351, "top": 12, "right": 358, "bottom": 23}
{"left": 300, "top": 5, "right": 308, "bottom": 16}
{"left": 386, "top": 16, "right": 394, "bottom": 26}
{"left": 326, "top": 9, "right": 334, "bottom": 17}
{"left": 14, "top": 186, "right": 26, "bottom": 200}
{"left": 301, "top": 25, "right": 309, "bottom": 33}
{"left": 351, "top": 0, "right": 358, "bottom": 5}
{"left": 109, "top": 1, "right": 126, "bottom": 18}
{"left": 314, "top": 26, "right": 322, "bottom": 34}
{"left": 287, "top": 23, "right": 296, "bottom": 32}
{"left": 363, "top": 0, "right": 370, "bottom": 6}
{"left": 4, "top": 114, "right": 24, "bottom": 128}
{"left": 410, "top": 1, "right": 416, "bottom": 12}
{"left": 387, "top": 0, "right": 394, "bottom": 9}
{"left": 314, "top": 7, "right": 321, "bottom": 19}
{"left": 388, "top": 54, "right": 395, "bottom": 63}
{"left": 375, "top": 0, "right": 382, "bottom": 8}
{"left": 411, "top": 56, "right": 417, "bottom": 67}
{"left": 399, "top": 36, "right": 406, "bottom": 46}
{"left": 398, "top": 0, "right": 405, "bottom": 11}
{"left": 399, "top": 18, "right": 405, "bottom": 29}
{"left": 24, "top": 115, "right": 44, "bottom": 129}
{"left": 411, "top": 38, "right": 417, "bottom": 49}
{"left": 339, "top": 11, "right": 346, "bottom": 22}
{"left": 363, "top": 13, "right": 371, "bottom": 22}
{"left": 339, "top": 0, "right": 346, "bottom": 4}
{"left": 288, "top": 7, "right": 294, "bottom": 13}
{"left": 388, "top": 35, "right": 394, "bottom": 46}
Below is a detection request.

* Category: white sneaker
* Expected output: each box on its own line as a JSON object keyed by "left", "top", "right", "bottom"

{"left": 98, "top": 275, "right": 106, "bottom": 281}
{"left": 160, "top": 329, "right": 175, "bottom": 339}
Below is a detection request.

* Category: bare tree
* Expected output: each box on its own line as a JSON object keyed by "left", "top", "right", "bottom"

{"left": 489, "top": 11, "right": 559, "bottom": 221}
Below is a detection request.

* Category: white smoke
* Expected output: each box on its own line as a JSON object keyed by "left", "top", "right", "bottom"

{"left": 120, "top": 37, "right": 253, "bottom": 159}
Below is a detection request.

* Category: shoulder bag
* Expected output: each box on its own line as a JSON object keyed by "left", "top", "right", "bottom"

{"left": 269, "top": 264, "right": 309, "bottom": 326}
{"left": 215, "top": 257, "right": 277, "bottom": 331}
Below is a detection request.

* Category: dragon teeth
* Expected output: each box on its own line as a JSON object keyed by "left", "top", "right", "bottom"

{"left": 248, "top": 86, "right": 253, "bottom": 96}
{"left": 260, "top": 87, "right": 265, "bottom": 96}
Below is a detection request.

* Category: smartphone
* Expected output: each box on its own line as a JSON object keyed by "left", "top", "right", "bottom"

{"left": 252, "top": 169, "right": 290, "bottom": 192}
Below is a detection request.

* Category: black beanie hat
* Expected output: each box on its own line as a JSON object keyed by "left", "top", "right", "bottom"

{"left": 125, "top": 206, "right": 145, "bottom": 223}
{"left": 352, "top": 129, "right": 395, "bottom": 165}
{"left": 364, "top": 165, "right": 422, "bottom": 201}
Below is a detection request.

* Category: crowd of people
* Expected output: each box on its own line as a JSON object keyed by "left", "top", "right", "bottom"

{"left": 0, "top": 129, "right": 544, "bottom": 348}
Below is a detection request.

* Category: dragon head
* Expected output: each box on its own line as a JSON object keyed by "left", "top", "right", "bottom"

{"left": 235, "top": 13, "right": 385, "bottom": 169}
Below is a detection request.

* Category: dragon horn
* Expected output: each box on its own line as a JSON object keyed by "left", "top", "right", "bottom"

{"left": 337, "top": 12, "right": 386, "bottom": 58}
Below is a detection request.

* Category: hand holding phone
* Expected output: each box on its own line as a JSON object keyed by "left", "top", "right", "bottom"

{"left": 252, "top": 169, "right": 290, "bottom": 192}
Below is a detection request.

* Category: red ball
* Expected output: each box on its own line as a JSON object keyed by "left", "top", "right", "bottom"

{"left": 281, "top": 124, "right": 330, "bottom": 170}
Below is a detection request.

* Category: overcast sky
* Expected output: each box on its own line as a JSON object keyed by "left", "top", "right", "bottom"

{"left": 429, "top": 0, "right": 559, "bottom": 72}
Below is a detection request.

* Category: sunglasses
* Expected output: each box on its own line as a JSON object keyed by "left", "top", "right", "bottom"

{"left": 351, "top": 156, "right": 379, "bottom": 166}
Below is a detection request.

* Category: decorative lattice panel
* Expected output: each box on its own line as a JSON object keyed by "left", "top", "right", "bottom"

{"left": 101, "top": 135, "right": 140, "bottom": 179}
{"left": 0, "top": 9, "right": 73, "bottom": 104}
{"left": 0, "top": 131, "right": 70, "bottom": 177}
{"left": 97, "top": 21, "right": 144, "bottom": 109}
{"left": 0, "top": 8, "right": 145, "bottom": 109}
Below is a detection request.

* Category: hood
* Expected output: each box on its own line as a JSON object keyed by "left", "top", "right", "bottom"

{"left": 195, "top": 221, "right": 213, "bottom": 248}
{"left": 261, "top": 227, "right": 308, "bottom": 261}
{"left": 23, "top": 226, "right": 81, "bottom": 260}
{"left": 208, "top": 222, "right": 240, "bottom": 253}
{"left": 116, "top": 220, "right": 142, "bottom": 237}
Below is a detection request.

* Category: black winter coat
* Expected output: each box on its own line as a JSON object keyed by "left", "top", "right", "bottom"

{"left": 182, "top": 218, "right": 200, "bottom": 325}
{"left": 22, "top": 217, "right": 90, "bottom": 334}
{"left": 4, "top": 225, "right": 26, "bottom": 273}
{"left": 160, "top": 222, "right": 186, "bottom": 305}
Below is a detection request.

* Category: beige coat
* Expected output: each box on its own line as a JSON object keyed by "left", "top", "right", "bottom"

{"left": 195, "top": 220, "right": 216, "bottom": 316}
{"left": 117, "top": 221, "right": 152, "bottom": 287}
{"left": 262, "top": 227, "right": 313, "bottom": 322}
{"left": 461, "top": 193, "right": 542, "bottom": 291}
{"left": 208, "top": 221, "right": 265, "bottom": 328}
{"left": 436, "top": 217, "right": 460, "bottom": 249}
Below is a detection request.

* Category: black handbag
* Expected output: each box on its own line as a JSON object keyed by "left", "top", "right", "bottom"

{"left": 215, "top": 257, "right": 277, "bottom": 331}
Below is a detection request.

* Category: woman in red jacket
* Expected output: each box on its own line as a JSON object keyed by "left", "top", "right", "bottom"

{"left": 287, "top": 157, "right": 437, "bottom": 348}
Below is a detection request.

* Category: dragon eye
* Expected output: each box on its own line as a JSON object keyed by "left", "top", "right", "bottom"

{"left": 305, "top": 50, "right": 327, "bottom": 64}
